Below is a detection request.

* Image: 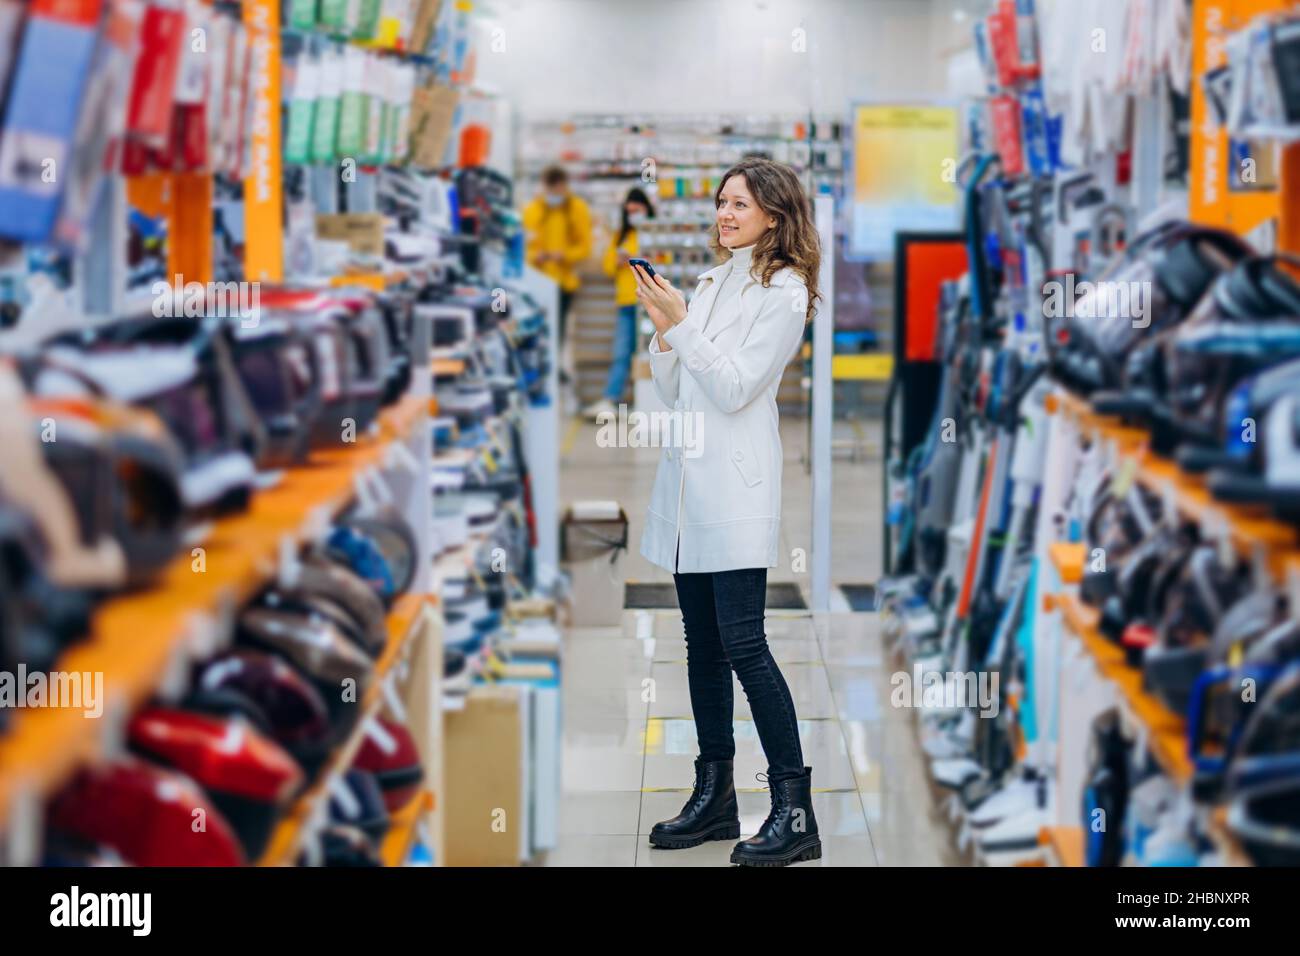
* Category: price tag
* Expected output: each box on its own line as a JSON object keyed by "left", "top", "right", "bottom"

{"left": 382, "top": 674, "right": 406, "bottom": 723}
{"left": 1251, "top": 544, "right": 1272, "bottom": 588}
{"left": 304, "top": 505, "right": 334, "bottom": 543}
{"left": 367, "top": 467, "right": 395, "bottom": 507}
{"left": 4, "top": 786, "right": 41, "bottom": 867}
{"left": 98, "top": 696, "right": 129, "bottom": 763}
{"left": 1206, "top": 510, "right": 1235, "bottom": 567}
{"left": 1288, "top": 565, "right": 1300, "bottom": 621}
{"left": 353, "top": 471, "right": 377, "bottom": 516}
{"left": 1161, "top": 480, "right": 1179, "bottom": 522}
{"left": 1110, "top": 456, "right": 1138, "bottom": 497}
{"left": 385, "top": 439, "right": 421, "bottom": 475}
{"left": 158, "top": 638, "right": 193, "bottom": 701}
{"left": 279, "top": 535, "right": 303, "bottom": 589}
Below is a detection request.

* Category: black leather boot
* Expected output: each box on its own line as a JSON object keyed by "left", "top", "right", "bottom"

{"left": 730, "top": 766, "right": 821, "bottom": 866}
{"left": 648, "top": 758, "right": 740, "bottom": 849}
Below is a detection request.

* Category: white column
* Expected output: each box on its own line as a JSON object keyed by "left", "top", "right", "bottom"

{"left": 810, "top": 194, "right": 835, "bottom": 612}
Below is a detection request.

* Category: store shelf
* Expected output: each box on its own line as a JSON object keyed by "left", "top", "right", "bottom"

{"left": 380, "top": 790, "right": 435, "bottom": 867}
{"left": 258, "top": 591, "right": 432, "bottom": 866}
{"left": 327, "top": 270, "right": 410, "bottom": 291}
{"left": 1054, "top": 591, "right": 1193, "bottom": 782}
{"left": 1052, "top": 390, "right": 1300, "bottom": 578}
{"left": 1039, "top": 825, "right": 1085, "bottom": 867}
{"left": 432, "top": 357, "right": 467, "bottom": 377}
{"left": 1049, "top": 542, "right": 1086, "bottom": 585}
{"left": 0, "top": 395, "right": 427, "bottom": 828}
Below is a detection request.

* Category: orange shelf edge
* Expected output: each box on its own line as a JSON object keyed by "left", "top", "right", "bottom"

{"left": 258, "top": 592, "right": 432, "bottom": 866}
{"left": 0, "top": 395, "right": 427, "bottom": 827}
{"left": 1049, "top": 541, "right": 1086, "bottom": 585}
{"left": 379, "top": 790, "right": 435, "bottom": 867}
{"left": 432, "top": 358, "right": 467, "bottom": 377}
{"left": 1040, "top": 825, "right": 1085, "bottom": 867}
{"left": 1055, "top": 391, "right": 1300, "bottom": 578}
{"left": 1055, "top": 591, "right": 1193, "bottom": 782}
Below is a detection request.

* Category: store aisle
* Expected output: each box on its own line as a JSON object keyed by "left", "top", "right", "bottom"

{"left": 548, "top": 417, "right": 959, "bottom": 866}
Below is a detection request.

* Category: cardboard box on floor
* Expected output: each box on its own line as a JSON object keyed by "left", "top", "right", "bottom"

{"left": 444, "top": 684, "right": 528, "bottom": 866}
{"left": 561, "top": 503, "right": 628, "bottom": 627}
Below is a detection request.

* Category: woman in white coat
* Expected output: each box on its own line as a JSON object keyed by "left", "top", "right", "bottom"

{"left": 631, "top": 158, "right": 822, "bottom": 867}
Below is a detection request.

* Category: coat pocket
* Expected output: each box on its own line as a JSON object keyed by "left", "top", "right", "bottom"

{"left": 728, "top": 425, "right": 763, "bottom": 488}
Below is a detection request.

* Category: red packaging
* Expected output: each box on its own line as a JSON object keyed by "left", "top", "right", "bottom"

{"left": 29, "top": 0, "right": 102, "bottom": 27}
{"left": 177, "top": 102, "right": 207, "bottom": 169}
{"left": 989, "top": 94, "right": 1025, "bottom": 176}
{"left": 121, "top": 136, "right": 150, "bottom": 175}
{"left": 986, "top": 1, "right": 1017, "bottom": 89}
{"left": 125, "top": 2, "right": 185, "bottom": 146}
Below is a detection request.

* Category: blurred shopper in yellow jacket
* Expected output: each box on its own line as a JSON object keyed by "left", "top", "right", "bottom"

{"left": 585, "top": 187, "right": 655, "bottom": 417}
{"left": 522, "top": 165, "right": 592, "bottom": 362}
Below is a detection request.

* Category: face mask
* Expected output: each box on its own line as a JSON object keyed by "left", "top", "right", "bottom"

{"left": 628, "top": 213, "right": 647, "bottom": 227}
{"left": 544, "top": 193, "right": 565, "bottom": 208}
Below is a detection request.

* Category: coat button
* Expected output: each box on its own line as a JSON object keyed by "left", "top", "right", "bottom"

{"left": 733, "top": 450, "right": 744, "bottom": 461}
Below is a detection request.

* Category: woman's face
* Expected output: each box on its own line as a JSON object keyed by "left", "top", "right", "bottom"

{"left": 625, "top": 200, "right": 649, "bottom": 221}
{"left": 716, "top": 174, "right": 774, "bottom": 249}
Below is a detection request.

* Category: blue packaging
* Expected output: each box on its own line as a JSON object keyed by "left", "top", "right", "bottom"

{"left": 0, "top": 14, "right": 99, "bottom": 243}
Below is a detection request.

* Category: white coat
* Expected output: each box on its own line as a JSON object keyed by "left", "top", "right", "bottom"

{"left": 639, "top": 259, "right": 807, "bottom": 574}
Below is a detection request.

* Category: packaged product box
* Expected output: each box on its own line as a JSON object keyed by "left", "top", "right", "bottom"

{"left": 335, "top": 46, "right": 368, "bottom": 158}
{"left": 362, "top": 54, "right": 386, "bottom": 164}
{"left": 353, "top": 0, "right": 381, "bottom": 40}
{"left": 409, "top": 0, "right": 442, "bottom": 54}
{"left": 54, "top": 0, "right": 143, "bottom": 250}
{"left": 311, "top": 47, "right": 343, "bottom": 162}
{"left": 289, "top": 0, "right": 319, "bottom": 31}
{"left": 0, "top": 1, "right": 25, "bottom": 97}
{"left": 0, "top": 0, "right": 103, "bottom": 243}
{"left": 126, "top": 0, "right": 185, "bottom": 147}
{"left": 285, "top": 54, "right": 320, "bottom": 165}
{"left": 316, "top": 211, "right": 386, "bottom": 256}
{"left": 444, "top": 684, "right": 527, "bottom": 866}
{"left": 319, "top": 0, "right": 349, "bottom": 33}
{"left": 390, "top": 64, "right": 416, "bottom": 163}
{"left": 408, "top": 82, "right": 458, "bottom": 169}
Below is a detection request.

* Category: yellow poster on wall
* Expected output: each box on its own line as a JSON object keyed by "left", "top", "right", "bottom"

{"left": 849, "top": 104, "right": 960, "bottom": 261}
{"left": 243, "top": 0, "right": 283, "bottom": 284}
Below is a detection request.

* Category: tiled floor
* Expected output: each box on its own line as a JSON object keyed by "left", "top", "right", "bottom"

{"left": 546, "top": 413, "right": 960, "bottom": 866}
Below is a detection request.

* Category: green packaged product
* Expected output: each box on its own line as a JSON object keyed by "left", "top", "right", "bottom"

{"left": 289, "top": 0, "right": 319, "bottom": 31}
{"left": 319, "top": 0, "right": 348, "bottom": 32}
{"left": 353, "top": 0, "right": 381, "bottom": 40}
{"left": 285, "top": 57, "right": 321, "bottom": 164}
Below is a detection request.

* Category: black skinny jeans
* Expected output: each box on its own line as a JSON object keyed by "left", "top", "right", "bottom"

{"left": 673, "top": 568, "right": 805, "bottom": 783}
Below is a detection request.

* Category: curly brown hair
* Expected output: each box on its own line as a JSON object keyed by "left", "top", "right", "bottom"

{"left": 708, "top": 158, "right": 821, "bottom": 324}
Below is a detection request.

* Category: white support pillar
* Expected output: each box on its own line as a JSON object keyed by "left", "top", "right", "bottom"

{"left": 810, "top": 195, "right": 835, "bottom": 613}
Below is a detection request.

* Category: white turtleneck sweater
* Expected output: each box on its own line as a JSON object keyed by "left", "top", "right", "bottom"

{"left": 702, "top": 242, "right": 756, "bottom": 335}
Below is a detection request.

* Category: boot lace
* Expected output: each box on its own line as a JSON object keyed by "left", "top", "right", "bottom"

{"left": 755, "top": 773, "right": 788, "bottom": 827}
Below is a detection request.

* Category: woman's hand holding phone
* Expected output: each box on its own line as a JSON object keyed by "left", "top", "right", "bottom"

{"left": 631, "top": 261, "right": 686, "bottom": 342}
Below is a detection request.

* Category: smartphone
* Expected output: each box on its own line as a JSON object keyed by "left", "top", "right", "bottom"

{"left": 628, "top": 257, "right": 657, "bottom": 278}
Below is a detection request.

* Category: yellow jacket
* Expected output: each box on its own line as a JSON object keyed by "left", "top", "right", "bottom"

{"left": 522, "top": 193, "right": 592, "bottom": 292}
{"left": 602, "top": 228, "right": 641, "bottom": 306}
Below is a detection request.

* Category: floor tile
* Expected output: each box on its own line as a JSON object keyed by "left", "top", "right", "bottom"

{"left": 558, "top": 791, "right": 643, "bottom": 835}
{"left": 541, "top": 835, "right": 639, "bottom": 867}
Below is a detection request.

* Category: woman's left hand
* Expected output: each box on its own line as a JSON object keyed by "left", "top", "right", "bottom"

{"left": 632, "top": 265, "right": 687, "bottom": 335}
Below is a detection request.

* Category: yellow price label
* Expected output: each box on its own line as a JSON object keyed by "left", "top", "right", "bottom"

{"left": 1111, "top": 457, "right": 1139, "bottom": 498}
